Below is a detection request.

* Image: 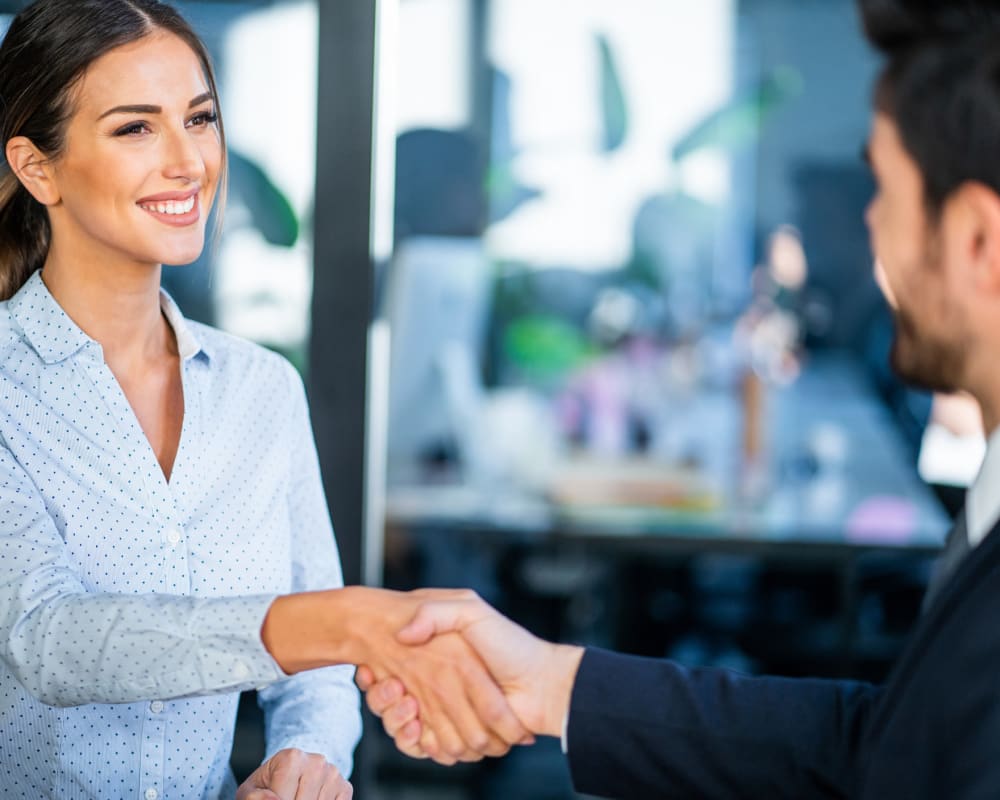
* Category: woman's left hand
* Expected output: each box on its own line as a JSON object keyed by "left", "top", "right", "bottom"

{"left": 236, "top": 748, "right": 352, "bottom": 800}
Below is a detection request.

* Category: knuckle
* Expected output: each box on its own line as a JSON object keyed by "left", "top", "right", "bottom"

{"left": 306, "top": 752, "right": 325, "bottom": 769}
{"left": 470, "top": 730, "right": 491, "bottom": 752}
{"left": 366, "top": 694, "right": 386, "bottom": 716}
{"left": 484, "top": 696, "right": 508, "bottom": 725}
{"left": 487, "top": 739, "right": 511, "bottom": 758}
{"left": 420, "top": 735, "right": 440, "bottom": 759}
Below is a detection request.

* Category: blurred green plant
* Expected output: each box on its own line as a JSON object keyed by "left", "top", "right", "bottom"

{"left": 503, "top": 314, "right": 598, "bottom": 383}
{"left": 671, "top": 66, "right": 804, "bottom": 161}
{"left": 597, "top": 33, "right": 628, "bottom": 152}
{"left": 228, "top": 148, "right": 300, "bottom": 247}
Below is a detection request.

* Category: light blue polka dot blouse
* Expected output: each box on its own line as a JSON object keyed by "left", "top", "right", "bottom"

{"left": 0, "top": 271, "right": 361, "bottom": 799}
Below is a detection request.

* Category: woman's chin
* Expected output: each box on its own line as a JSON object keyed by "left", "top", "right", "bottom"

{"left": 157, "top": 242, "right": 206, "bottom": 267}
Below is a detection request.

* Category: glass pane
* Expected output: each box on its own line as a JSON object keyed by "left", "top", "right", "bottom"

{"left": 169, "top": 1, "right": 319, "bottom": 374}
{"left": 381, "top": 0, "right": 949, "bottom": 562}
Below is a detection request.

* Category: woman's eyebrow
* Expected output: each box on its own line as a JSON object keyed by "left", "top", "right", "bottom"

{"left": 97, "top": 92, "right": 214, "bottom": 120}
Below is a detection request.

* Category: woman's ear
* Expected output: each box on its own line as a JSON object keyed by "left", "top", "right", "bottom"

{"left": 5, "top": 136, "right": 59, "bottom": 206}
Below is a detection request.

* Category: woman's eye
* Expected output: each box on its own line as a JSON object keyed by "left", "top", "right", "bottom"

{"left": 114, "top": 122, "right": 149, "bottom": 137}
{"left": 189, "top": 112, "right": 218, "bottom": 128}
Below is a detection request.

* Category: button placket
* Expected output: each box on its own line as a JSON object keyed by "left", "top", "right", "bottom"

{"left": 139, "top": 714, "right": 166, "bottom": 800}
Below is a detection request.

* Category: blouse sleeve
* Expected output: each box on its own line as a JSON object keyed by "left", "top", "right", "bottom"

{"left": 0, "top": 434, "right": 287, "bottom": 707}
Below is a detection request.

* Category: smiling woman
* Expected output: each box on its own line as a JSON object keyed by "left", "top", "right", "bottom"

{"left": 0, "top": 3, "right": 532, "bottom": 798}
{"left": 0, "top": 1, "right": 362, "bottom": 798}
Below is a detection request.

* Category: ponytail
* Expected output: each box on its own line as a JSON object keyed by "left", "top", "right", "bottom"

{"left": 0, "top": 164, "right": 48, "bottom": 300}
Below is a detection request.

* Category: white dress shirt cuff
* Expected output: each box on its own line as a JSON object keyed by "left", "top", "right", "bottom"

{"left": 185, "top": 593, "right": 288, "bottom": 691}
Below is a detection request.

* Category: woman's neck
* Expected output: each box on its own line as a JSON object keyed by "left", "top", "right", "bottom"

{"left": 40, "top": 248, "right": 175, "bottom": 370}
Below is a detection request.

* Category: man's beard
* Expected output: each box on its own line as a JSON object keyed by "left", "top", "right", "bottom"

{"left": 889, "top": 302, "right": 965, "bottom": 393}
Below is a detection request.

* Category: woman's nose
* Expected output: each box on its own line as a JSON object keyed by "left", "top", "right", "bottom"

{"left": 162, "top": 128, "right": 204, "bottom": 181}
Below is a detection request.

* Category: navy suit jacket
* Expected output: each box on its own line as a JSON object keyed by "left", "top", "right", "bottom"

{"left": 567, "top": 519, "right": 1000, "bottom": 799}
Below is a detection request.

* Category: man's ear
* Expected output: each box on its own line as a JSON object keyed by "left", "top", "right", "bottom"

{"left": 948, "top": 181, "right": 1000, "bottom": 295}
{"left": 4, "top": 136, "right": 59, "bottom": 206}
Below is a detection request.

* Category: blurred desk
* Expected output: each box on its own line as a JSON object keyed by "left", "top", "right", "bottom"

{"left": 386, "top": 353, "right": 950, "bottom": 560}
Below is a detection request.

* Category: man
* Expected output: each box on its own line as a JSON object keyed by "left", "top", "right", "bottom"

{"left": 358, "top": 0, "right": 1000, "bottom": 797}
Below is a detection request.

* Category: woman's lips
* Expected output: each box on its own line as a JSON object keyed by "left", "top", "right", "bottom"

{"left": 137, "top": 193, "right": 200, "bottom": 227}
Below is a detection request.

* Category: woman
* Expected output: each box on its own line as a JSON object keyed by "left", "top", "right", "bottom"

{"left": 0, "top": 1, "right": 526, "bottom": 797}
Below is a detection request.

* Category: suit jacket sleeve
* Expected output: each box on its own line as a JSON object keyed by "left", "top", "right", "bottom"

{"left": 566, "top": 648, "right": 882, "bottom": 799}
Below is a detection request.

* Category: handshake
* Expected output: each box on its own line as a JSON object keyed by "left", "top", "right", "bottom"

{"left": 351, "top": 589, "right": 585, "bottom": 764}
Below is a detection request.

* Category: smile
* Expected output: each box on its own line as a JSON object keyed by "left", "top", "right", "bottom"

{"left": 139, "top": 196, "right": 196, "bottom": 215}
{"left": 137, "top": 193, "right": 201, "bottom": 227}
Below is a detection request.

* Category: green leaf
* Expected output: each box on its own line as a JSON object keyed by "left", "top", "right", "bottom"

{"left": 227, "top": 148, "right": 300, "bottom": 247}
{"left": 671, "top": 66, "right": 804, "bottom": 162}
{"left": 598, "top": 34, "right": 628, "bottom": 153}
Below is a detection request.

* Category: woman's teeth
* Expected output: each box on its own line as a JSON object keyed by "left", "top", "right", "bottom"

{"left": 140, "top": 196, "right": 196, "bottom": 215}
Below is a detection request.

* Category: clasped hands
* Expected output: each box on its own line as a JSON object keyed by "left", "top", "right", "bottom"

{"left": 353, "top": 589, "right": 584, "bottom": 764}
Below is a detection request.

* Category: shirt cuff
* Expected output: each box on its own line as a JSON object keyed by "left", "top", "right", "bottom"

{"left": 182, "top": 593, "right": 287, "bottom": 692}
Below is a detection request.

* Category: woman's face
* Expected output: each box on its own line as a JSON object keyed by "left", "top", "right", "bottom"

{"left": 48, "top": 30, "right": 222, "bottom": 269}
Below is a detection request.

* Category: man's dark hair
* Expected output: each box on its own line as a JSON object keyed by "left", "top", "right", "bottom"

{"left": 858, "top": 0, "right": 1000, "bottom": 217}
{"left": 861, "top": 0, "right": 1000, "bottom": 53}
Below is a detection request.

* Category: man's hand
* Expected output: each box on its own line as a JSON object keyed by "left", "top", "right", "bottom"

{"left": 356, "top": 591, "right": 584, "bottom": 757}
{"left": 235, "top": 748, "right": 351, "bottom": 800}
{"left": 261, "top": 587, "right": 530, "bottom": 765}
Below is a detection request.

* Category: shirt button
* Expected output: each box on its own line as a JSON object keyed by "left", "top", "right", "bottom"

{"left": 233, "top": 661, "right": 250, "bottom": 680}
{"left": 145, "top": 789, "right": 158, "bottom": 800}
{"left": 149, "top": 701, "right": 164, "bottom": 714}
{"left": 166, "top": 526, "right": 182, "bottom": 547}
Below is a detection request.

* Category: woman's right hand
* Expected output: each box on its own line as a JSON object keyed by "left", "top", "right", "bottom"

{"left": 260, "top": 586, "right": 529, "bottom": 764}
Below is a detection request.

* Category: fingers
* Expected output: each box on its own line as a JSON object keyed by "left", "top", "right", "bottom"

{"left": 414, "top": 636, "right": 514, "bottom": 762}
{"left": 359, "top": 589, "right": 531, "bottom": 763}
{"left": 357, "top": 671, "right": 427, "bottom": 760}
{"left": 293, "top": 761, "right": 326, "bottom": 800}
{"left": 250, "top": 749, "right": 344, "bottom": 800}
{"left": 419, "top": 706, "right": 467, "bottom": 765}
{"left": 362, "top": 676, "right": 405, "bottom": 717}
{"left": 397, "top": 601, "right": 471, "bottom": 645}
{"left": 318, "top": 770, "right": 352, "bottom": 800}
{"left": 392, "top": 719, "right": 428, "bottom": 760}
{"left": 382, "top": 694, "right": 419, "bottom": 736}
{"left": 399, "top": 718, "right": 423, "bottom": 748}
{"left": 461, "top": 660, "right": 533, "bottom": 750}
{"left": 354, "top": 665, "right": 374, "bottom": 692}
{"left": 452, "top": 662, "right": 519, "bottom": 758}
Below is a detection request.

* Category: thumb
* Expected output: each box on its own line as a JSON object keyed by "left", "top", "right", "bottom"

{"left": 397, "top": 601, "right": 469, "bottom": 644}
